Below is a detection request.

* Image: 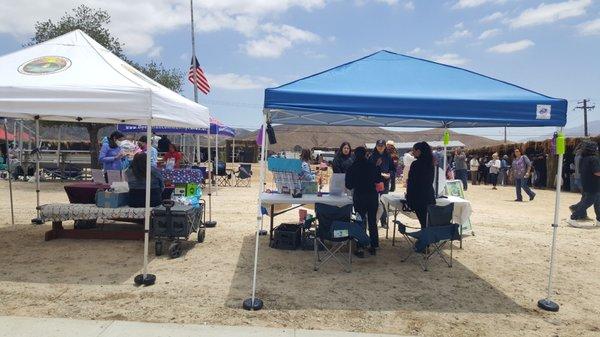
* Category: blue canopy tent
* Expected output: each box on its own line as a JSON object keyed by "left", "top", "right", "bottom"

{"left": 244, "top": 50, "right": 568, "bottom": 312}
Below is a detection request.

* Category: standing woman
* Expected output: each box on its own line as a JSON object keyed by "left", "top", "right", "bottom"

{"left": 386, "top": 141, "right": 399, "bottom": 192}
{"left": 406, "top": 142, "right": 436, "bottom": 229}
{"left": 345, "top": 146, "right": 383, "bottom": 255}
{"left": 512, "top": 148, "right": 536, "bottom": 202}
{"left": 369, "top": 140, "right": 393, "bottom": 228}
{"left": 99, "top": 131, "right": 125, "bottom": 171}
{"left": 486, "top": 153, "right": 502, "bottom": 190}
{"left": 332, "top": 142, "right": 353, "bottom": 174}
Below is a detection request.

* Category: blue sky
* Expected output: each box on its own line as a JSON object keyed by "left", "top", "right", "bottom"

{"left": 0, "top": 0, "right": 599, "bottom": 140}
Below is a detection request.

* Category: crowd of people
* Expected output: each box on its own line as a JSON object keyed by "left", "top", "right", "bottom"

{"left": 299, "top": 139, "right": 437, "bottom": 257}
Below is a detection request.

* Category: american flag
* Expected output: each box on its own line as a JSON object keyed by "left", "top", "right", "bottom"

{"left": 188, "top": 56, "right": 210, "bottom": 94}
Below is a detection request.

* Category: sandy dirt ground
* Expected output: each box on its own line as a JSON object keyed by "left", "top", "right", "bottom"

{"left": 0, "top": 172, "right": 599, "bottom": 337}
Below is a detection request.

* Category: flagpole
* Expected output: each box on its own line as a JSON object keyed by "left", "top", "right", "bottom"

{"left": 190, "top": 0, "right": 216, "bottom": 227}
{"left": 190, "top": 0, "right": 198, "bottom": 104}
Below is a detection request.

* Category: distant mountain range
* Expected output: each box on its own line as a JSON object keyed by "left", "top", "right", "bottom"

{"left": 240, "top": 125, "right": 502, "bottom": 151}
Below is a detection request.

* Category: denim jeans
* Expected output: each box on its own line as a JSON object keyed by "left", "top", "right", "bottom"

{"left": 572, "top": 192, "right": 600, "bottom": 221}
{"left": 515, "top": 178, "right": 535, "bottom": 200}
{"left": 455, "top": 169, "right": 468, "bottom": 190}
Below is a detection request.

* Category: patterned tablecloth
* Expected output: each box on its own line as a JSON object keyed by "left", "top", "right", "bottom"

{"left": 160, "top": 168, "right": 204, "bottom": 184}
{"left": 40, "top": 203, "right": 146, "bottom": 222}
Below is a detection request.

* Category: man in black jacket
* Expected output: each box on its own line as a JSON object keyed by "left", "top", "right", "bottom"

{"left": 569, "top": 140, "right": 600, "bottom": 227}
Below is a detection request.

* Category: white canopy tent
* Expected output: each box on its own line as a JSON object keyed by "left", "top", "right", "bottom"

{"left": 0, "top": 30, "right": 210, "bottom": 285}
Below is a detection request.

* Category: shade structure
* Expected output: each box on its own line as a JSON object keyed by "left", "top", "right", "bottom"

{"left": 0, "top": 29, "right": 210, "bottom": 287}
{"left": 0, "top": 29, "right": 209, "bottom": 128}
{"left": 117, "top": 117, "right": 235, "bottom": 138}
{"left": 265, "top": 50, "right": 567, "bottom": 128}
{"left": 247, "top": 50, "right": 569, "bottom": 312}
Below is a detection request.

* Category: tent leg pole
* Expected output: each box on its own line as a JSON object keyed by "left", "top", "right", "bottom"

{"left": 258, "top": 119, "right": 268, "bottom": 236}
{"left": 244, "top": 112, "right": 268, "bottom": 311}
{"left": 215, "top": 131, "right": 219, "bottom": 195}
{"left": 3, "top": 120, "right": 15, "bottom": 228}
{"left": 205, "top": 122, "right": 216, "bottom": 227}
{"left": 31, "top": 117, "right": 43, "bottom": 225}
{"left": 196, "top": 134, "right": 201, "bottom": 164}
{"left": 538, "top": 148, "right": 563, "bottom": 312}
{"left": 135, "top": 118, "right": 156, "bottom": 286}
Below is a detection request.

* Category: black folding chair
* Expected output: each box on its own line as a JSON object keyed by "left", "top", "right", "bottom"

{"left": 213, "top": 161, "right": 231, "bottom": 187}
{"left": 395, "top": 203, "right": 460, "bottom": 271}
{"left": 234, "top": 164, "right": 252, "bottom": 187}
{"left": 314, "top": 203, "right": 354, "bottom": 272}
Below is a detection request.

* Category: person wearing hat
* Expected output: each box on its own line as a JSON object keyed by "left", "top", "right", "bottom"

{"left": 138, "top": 135, "right": 158, "bottom": 168}
{"left": 369, "top": 139, "right": 392, "bottom": 228}
{"left": 386, "top": 140, "right": 399, "bottom": 192}
{"left": 569, "top": 140, "right": 600, "bottom": 226}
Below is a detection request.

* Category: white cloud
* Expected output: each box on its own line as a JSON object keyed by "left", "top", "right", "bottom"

{"left": 404, "top": 1, "right": 415, "bottom": 10}
{"left": 436, "top": 24, "right": 472, "bottom": 44}
{"left": 355, "top": 0, "right": 405, "bottom": 6}
{"left": 0, "top": 0, "right": 328, "bottom": 55}
{"left": 509, "top": 0, "right": 592, "bottom": 28}
{"left": 147, "top": 46, "right": 163, "bottom": 58}
{"left": 207, "top": 73, "right": 276, "bottom": 90}
{"left": 407, "top": 47, "right": 423, "bottom": 55}
{"left": 578, "top": 18, "right": 600, "bottom": 35}
{"left": 479, "top": 28, "right": 501, "bottom": 40}
{"left": 480, "top": 11, "right": 504, "bottom": 23}
{"left": 453, "top": 0, "right": 506, "bottom": 9}
{"left": 243, "top": 23, "right": 320, "bottom": 58}
{"left": 487, "top": 39, "right": 534, "bottom": 53}
{"left": 430, "top": 53, "right": 468, "bottom": 66}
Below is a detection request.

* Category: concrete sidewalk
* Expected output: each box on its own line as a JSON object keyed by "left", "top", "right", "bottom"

{"left": 0, "top": 316, "right": 408, "bottom": 337}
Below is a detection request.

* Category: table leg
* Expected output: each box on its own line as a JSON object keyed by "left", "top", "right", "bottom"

{"left": 44, "top": 221, "right": 63, "bottom": 241}
{"left": 385, "top": 202, "right": 389, "bottom": 239}
{"left": 392, "top": 208, "right": 397, "bottom": 246}
{"left": 269, "top": 205, "right": 275, "bottom": 242}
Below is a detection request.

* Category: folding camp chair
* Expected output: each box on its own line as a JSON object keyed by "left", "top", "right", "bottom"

{"left": 395, "top": 203, "right": 460, "bottom": 271}
{"left": 214, "top": 161, "right": 231, "bottom": 187}
{"left": 234, "top": 164, "right": 252, "bottom": 187}
{"left": 314, "top": 203, "right": 355, "bottom": 272}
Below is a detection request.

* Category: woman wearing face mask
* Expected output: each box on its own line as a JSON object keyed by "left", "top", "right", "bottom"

{"left": 99, "top": 131, "right": 125, "bottom": 171}
{"left": 332, "top": 142, "right": 353, "bottom": 174}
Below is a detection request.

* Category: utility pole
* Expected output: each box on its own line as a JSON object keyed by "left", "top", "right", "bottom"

{"left": 504, "top": 126, "right": 507, "bottom": 144}
{"left": 575, "top": 99, "right": 595, "bottom": 137}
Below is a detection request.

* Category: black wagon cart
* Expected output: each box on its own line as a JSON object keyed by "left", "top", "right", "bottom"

{"left": 152, "top": 200, "right": 205, "bottom": 258}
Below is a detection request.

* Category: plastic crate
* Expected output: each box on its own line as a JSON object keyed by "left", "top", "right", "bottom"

{"left": 270, "top": 223, "right": 301, "bottom": 250}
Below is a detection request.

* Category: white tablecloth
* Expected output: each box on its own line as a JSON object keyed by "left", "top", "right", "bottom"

{"left": 260, "top": 193, "right": 353, "bottom": 214}
{"left": 381, "top": 193, "right": 472, "bottom": 228}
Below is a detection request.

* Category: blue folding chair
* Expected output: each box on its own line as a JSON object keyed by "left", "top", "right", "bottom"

{"left": 395, "top": 203, "right": 460, "bottom": 271}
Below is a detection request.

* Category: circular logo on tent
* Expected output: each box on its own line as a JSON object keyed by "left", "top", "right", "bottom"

{"left": 18, "top": 56, "right": 71, "bottom": 75}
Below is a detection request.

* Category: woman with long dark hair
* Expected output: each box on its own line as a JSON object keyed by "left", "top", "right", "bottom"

{"left": 406, "top": 142, "right": 436, "bottom": 228}
{"left": 99, "top": 131, "right": 125, "bottom": 171}
{"left": 332, "top": 142, "right": 353, "bottom": 174}
{"left": 126, "top": 152, "right": 165, "bottom": 207}
{"left": 299, "top": 149, "right": 315, "bottom": 181}
{"left": 345, "top": 146, "right": 383, "bottom": 255}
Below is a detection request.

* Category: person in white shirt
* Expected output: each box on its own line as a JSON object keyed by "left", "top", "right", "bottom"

{"left": 469, "top": 156, "right": 480, "bottom": 185}
{"left": 486, "top": 153, "right": 502, "bottom": 190}
{"left": 402, "top": 150, "right": 416, "bottom": 187}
